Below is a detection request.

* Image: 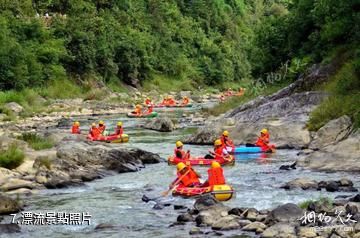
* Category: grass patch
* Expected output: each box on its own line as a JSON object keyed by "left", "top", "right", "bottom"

{"left": 299, "top": 197, "right": 333, "bottom": 210}
{"left": 0, "top": 144, "right": 25, "bottom": 169}
{"left": 36, "top": 157, "right": 52, "bottom": 170}
{"left": 38, "top": 79, "right": 84, "bottom": 99}
{"left": 142, "top": 74, "right": 195, "bottom": 92}
{"left": 308, "top": 60, "right": 360, "bottom": 130}
{"left": 18, "top": 133, "right": 54, "bottom": 150}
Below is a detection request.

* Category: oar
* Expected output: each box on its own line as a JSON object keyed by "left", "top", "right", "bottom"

{"left": 209, "top": 150, "right": 233, "bottom": 162}
{"left": 161, "top": 169, "right": 190, "bottom": 197}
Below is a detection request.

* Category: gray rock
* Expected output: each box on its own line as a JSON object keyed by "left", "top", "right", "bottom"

{"left": 245, "top": 208, "right": 259, "bottom": 221}
{"left": 0, "top": 224, "right": 21, "bottom": 233}
{"left": 261, "top": 223, "right": 296, "bottom": 238}
{"left": 177, "top": 213, "right": 193, "bottom": 222}
{"left": 266, "top": 203, "right": 303, "bottom": 224}
{"left": 211, "top": 215, "right": 240, "bottom": 230}
{"left": 297, "top": 227, "right": 317, "bottom": 238}
{"left": 309, "top": 115, "right": 352, "bottom": 150}
{"left": 0, "top": 194, "right": 22, "bottom": 214}
{"left": 299, "top": 131, "right": 360, "bottom": 172}
{"left": 189, "top": 227, "right": 203, "bottom": 235}
{"left": 4, "top": 102, "right": 24, "bottom": 114}
{"left": 325, "top": 181, "right": 339, "bottom": 192}
{"left": 242, "top": 221, "right": 267, "bottom": 233}
{"left": 281, "top": 178, "right": 318, "bottom": 190}
{"left": 142, "top": 117, "right": 175, "bottom": 132}
{"left": 194, "top": 194, "right": 220, "bottom": 211}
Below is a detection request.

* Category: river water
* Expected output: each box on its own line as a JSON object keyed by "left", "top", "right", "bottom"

{"left": 2, "top": 106, "right": 359, "bottom": 238}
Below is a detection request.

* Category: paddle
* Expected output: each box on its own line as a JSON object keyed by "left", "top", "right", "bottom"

{"left": 208, "top": 150, "right": 232, "bottom": 161}
{"left": 161, "top": 169, "right": 190, "bottom": 197}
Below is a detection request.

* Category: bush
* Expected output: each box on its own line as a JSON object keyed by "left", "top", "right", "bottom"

{"left": 0, "top": 144, "right": 25, "bottom": 169}
{"left": 18, "top": 133, "right": 54, "bottom": 150}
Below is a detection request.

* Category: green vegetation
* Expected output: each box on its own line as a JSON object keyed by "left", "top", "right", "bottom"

{"left": 18, "top": 133, "right": 54, "bottom": 150}
{"left": 308, "top": 59, "right": 360, "bottom": 130}
{"left": 36, "top": 157, "right": 52, "bottom": 170}
{"left": 299, "top": 197, "right": 333, "bottom": 210}
{"left": 0, "top": 144, "right": 25, "bottom": 169}
{"left": 0, "top": 0, "right": 358, "bottom": 126}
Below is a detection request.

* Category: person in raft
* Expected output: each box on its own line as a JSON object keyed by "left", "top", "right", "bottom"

{"left": 145, "top": 97, "right": 152, "bottom": 106}
{"left": 71, "top": 121, "right": 81, "bottom": 134}
{"left": 109, "top": 121, "right": 123, "bottom": 137}
{"left": 255, "top": 128, "right": 272, "bottom": 149}
{"left": 220, "top": 130, "right": 234, "bottom": 152}
{"left": 171, "top": 162, "right": 201, "bottom": 188}
{"left": 182, "top": 96, "right": 190, "bottom": 105}
{"left": 145, "top": 104, "right": 153, "bottom": 114}
{"left": 98, "top": 120, "right": 106, "bottom": 134}
{"left": 174, "top": 141, "right": 190, "bottom": 160}
{"left": 165, "top": 96, "right": 175, "bottom": 105}
{"left": 201, "top": 161, "right": 226, "bottom": 187}
{"left": 87, "top": 123, "right": 102, "bottom": 139}
{"left": 205, "top": 139, "right": 230, "bottom": 160}
{"left": 133, "top": 104, "right": 142, "bottom": 115}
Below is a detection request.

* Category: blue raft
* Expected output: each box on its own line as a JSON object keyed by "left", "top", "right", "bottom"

{"left": 233, "top": 146, "right": 263, "bottom": 154}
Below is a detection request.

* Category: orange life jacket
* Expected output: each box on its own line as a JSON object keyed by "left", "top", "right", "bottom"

{"left": 134, "top": 108, "right": 141, "bottom": 115}
{"left": 255, "top": 134, "right": 270, "bottom": 147}
{"left": 168, "top": 98, "right": 176, "bottom": 105}
{"left": 208, "top": 167, "right": 226, "bottom": 186}
{"left": 182, "top": 98, "right": 189, "bottom": 105}
{"left": 98, "top": 125, "right": 106, "bottom": 134}
{"left": 90, "top": 127, "right": 101, "bottom": 138}
{"left": 174, "top": 148, "right": 187, "bottom": 159}
{"left": 147, "top": 106, "right": 153, "bottom": 113}
{"left": 71, "top": 125, "right": 80, "bottom": 134}
{"left": 145, "top": 99, "right": 152, "bottom": 105}
{"left": 115, "top": 126, "right": 123, "bottom": 135}
{"left": 177, "top": 168, "right": 200, "bottom": 187}
{"left": 214, "top": 146, "right": 225, "bottom": 160}
{"left": 220, "top": 135, "right": 234, "bottom": 147}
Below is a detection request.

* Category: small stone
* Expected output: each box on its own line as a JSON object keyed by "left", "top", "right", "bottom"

{"left": 339, "top": 178, "right": 353, "bottom": 187}
{"left": 245, "top": 208, "right": 258, "bottom": 221}
{"left": 189, "top": 227, "right": 203, "bottom": 235}
{"left": 174, "top": 205, "right": 187, "bottom": 210}
{"left": 177, "top": 213, "right": 193, "bottom": 222}
{"left": 325, "top": 181, "right": 339, "bottom": 192}
{"left": 297, "top": 227, "right": 317, "bottom": 238}
{"left": 242, "top": 221, "right": 267, "bottom": 233}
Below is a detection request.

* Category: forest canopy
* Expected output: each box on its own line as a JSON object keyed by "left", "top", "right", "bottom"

{"left": 0, "top": 0, "right": 358, "bottom": 90}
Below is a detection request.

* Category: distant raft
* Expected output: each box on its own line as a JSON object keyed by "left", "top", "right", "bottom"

{"left": 233, "top": 145, "right": 275, "bottom": 153}
{"left": 88, "top": 134, "right": 129, "bottom": 143}
{"left": 154, "top": 104, "right": 193, "bottom": 108}
{"left": 127, "top": 112, "right": 158, "bottom": 118}
{"left": 172, "top": 184, "right": 234, "bottom": 201}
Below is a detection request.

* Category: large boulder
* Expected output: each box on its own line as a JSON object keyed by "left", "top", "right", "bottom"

{"left": 280, "top": 178, "right": 318, "bottom": 190}
{"left": 309, "top": 115, "right": 352, "bottom": 149}
{"left": 0, "top": 194, "right": 22, "bottom": 214}
{"left": 265, "top": 203, "right": 303, "bottom": 225}
{"left": 3, "top": 102, "right": 24, "bottom": 114}
{"left": 186, "top": 92, "right": 326, "bottom": 148}
{"left": 142, "top": 117, "right": 175, "bottom": 132}
{"left": 33, "top": 141, "right": 162, "bottom": 188}
{"left": 299, "top": 130, "right": 360, "bottom": 172}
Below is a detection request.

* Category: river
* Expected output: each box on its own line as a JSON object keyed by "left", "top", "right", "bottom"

{"left": 2, "top": 106, "right": 359, "bottom": 238}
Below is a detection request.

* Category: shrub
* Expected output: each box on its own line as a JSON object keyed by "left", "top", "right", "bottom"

{"left": 0, "top": 144, "right": 25, "bottom": 169}
{"left": 18, "top": 133, "right": 54, "bottom": 150}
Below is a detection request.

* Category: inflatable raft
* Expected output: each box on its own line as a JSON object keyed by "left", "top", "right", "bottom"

{"left": 167, "top": 155, "right": 235, "bottom": 166}
{"left": 127, "top": 112, "right": 158, "bottom": 118}
{"left": 172, "top": 184, "right": 234, "bottom": 201}
{"left": 233, "top": 145, "right": 275, "bottom": 153}
{"left": 154, "top": 104, "right": 193, "bottom": 108}
{"left": 88, "top": 134, "right": 129, "bottom": 143}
